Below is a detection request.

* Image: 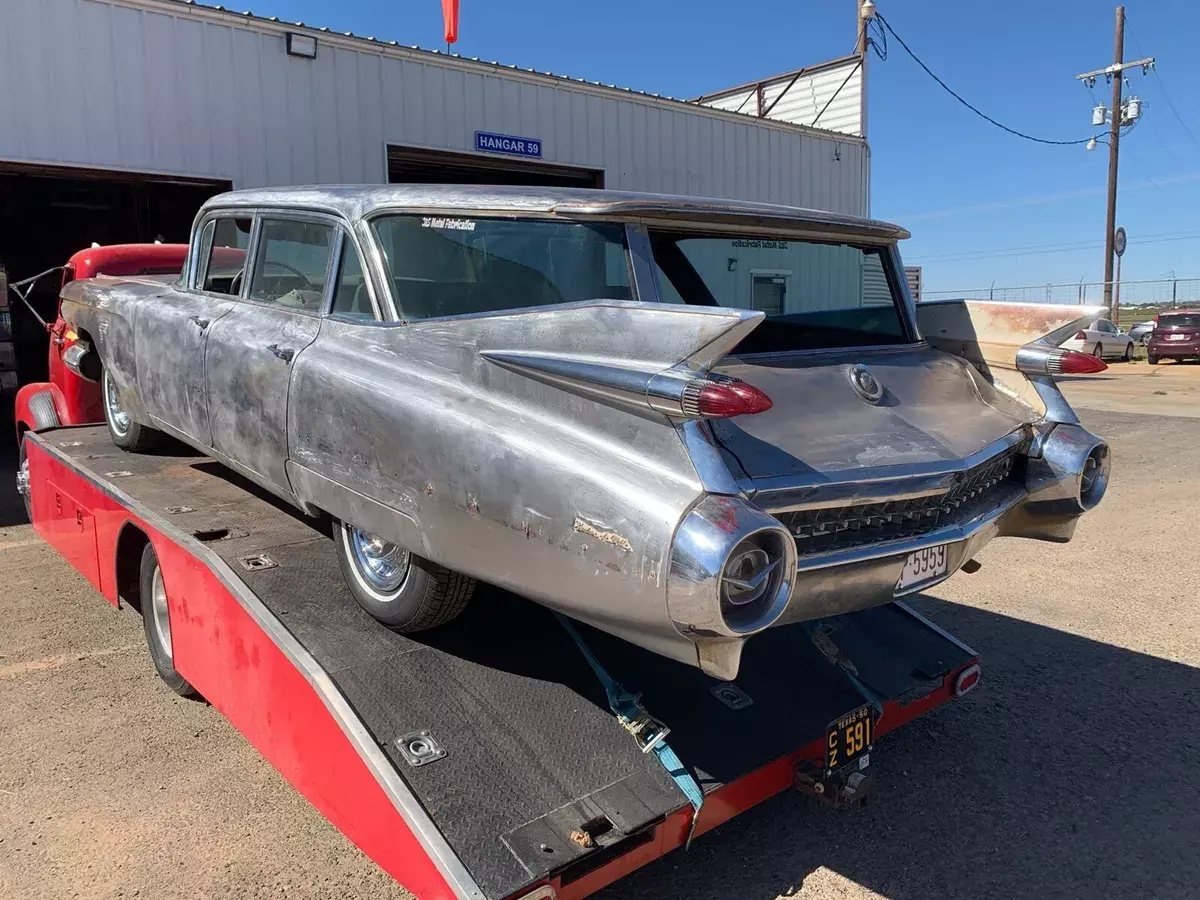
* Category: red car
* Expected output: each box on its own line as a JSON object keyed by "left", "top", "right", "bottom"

{"left": 1147, "top": 310, "right": 1200, "bottom": 365}
{"left": 13, "top": 243, "right": 190, "bottom": 517}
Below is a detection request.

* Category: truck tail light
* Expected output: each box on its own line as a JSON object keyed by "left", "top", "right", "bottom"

{"left": 954, "top": 663, "right": 981, "bottom": 697}
{"left": 682, "top": 379, "right": 773, "bottom": 418}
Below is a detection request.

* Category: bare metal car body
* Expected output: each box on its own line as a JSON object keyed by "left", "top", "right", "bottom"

{"left": 59, "top": 186, "right": 1110, "bottom": 680}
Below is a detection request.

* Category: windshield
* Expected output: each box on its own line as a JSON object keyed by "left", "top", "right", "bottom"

{"left": 1158, "top": 314, "right": 1200, "bottom": 328}
{"left": 647, "top": 231, "right": 910, "bottom": 354}
{"left": 372, "top": 215, "right": 631, "bottom": 320}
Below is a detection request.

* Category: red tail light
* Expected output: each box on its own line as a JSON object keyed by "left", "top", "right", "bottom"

{"left": 1073, "top": 330, "right": 1087, "bottom": 340}
{"left": 955, "top": 663, "right": 982, "bottom": 697}
{"left": 1056, "top": 350, "right": 1107, "bottom": 374}
{"left": 683, "top": 379, "right": 774, "bottom": 418}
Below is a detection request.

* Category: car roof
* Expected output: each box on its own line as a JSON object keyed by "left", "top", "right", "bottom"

{"left": 198, "top": 184, "right": 910, "bottom": 242}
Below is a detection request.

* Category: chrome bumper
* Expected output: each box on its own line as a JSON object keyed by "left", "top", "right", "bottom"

{"left": 774, "top": 422, "right": 1109, "bottom": 625}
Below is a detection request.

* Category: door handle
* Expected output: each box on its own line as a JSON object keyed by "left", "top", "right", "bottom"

{"left": 189, "top": 315, "right": 210, "bottom": 331}
{"left": 268, "top": 344, "right": 296, "bottom": 363}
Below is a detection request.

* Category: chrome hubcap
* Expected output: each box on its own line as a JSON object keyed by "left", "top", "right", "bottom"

{"left": 150, "top": 564, "right": 173, "bottom": 662}
{"left": 347, "top": 526, "right": 410, "bottom": 595}
{"left": 104, "top": 372, "right": 131, "bottom": 435}
{"left": 16, "top": 456, "right": 30, "bottom": 501}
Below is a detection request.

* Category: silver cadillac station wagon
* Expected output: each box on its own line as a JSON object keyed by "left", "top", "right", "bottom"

{"left": 58, "top": 186, "right": 1110, "bottom": 680}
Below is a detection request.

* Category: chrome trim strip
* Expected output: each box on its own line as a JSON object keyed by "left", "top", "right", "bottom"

{"left": 28, "top": 432, "right": 485, "bottom": 900}
{"left": 793, "top": 484, "right": 1025, "bottom": 574}
{"left": 751, "top": 429, "right": 1029, "bottom": 508}
{"left": 892, "top": 601, "right": 980, "bottom": 658}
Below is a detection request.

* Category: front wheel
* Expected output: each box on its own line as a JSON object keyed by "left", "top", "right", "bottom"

{"left": 335, "top": 520, "right": 475, "bottom": 631}
{"left": 103, "top": 369, "right": 163, "bottom": 452}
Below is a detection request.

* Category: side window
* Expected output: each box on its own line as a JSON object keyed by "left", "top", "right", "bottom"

{"left": 199, "top": 217, "right": 252, "bottom": 295}
{"left": 248, "top": 219, "right": 335, "bottom": 312}
{"left": 329, "top": 237, "right": 375, "bottom": 321}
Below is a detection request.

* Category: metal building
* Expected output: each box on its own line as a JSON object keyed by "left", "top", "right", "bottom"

{"left": 0, "top": 0, "right": 871, "bottom": 389}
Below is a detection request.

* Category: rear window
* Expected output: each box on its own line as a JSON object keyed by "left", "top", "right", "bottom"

{"left": 371, "top": 215, "right": 631, "bottom": 320}
{"left": 648, "top": 231, "right": 909, "bottom": 354}
{"left": 1158, "top": 314, "right": 1200, "bottom": 328}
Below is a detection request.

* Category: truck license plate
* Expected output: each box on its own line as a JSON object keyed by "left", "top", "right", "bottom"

{"left": 896, "top": 544, "right": 948, "bottom": 591}
{"left": 826, "top": 704, "right": 874, "bottom": 773}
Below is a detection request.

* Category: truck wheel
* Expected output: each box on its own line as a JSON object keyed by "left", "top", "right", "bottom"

{"left": 16, "top": 436, "right": 32, "bottom": 522}
{"left": 103, "top": 369, "right": 163, "bottom": 452}
{"left": 139, "top": 542, "right": 197, "bottom": 697}
{"left": 335, "top": 520, "right": 475, "bottom": 631}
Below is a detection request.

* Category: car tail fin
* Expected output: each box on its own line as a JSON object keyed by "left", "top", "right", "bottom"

{"left": 478, "top": 300, "right": 765, "bottom": 418}
{"left": 916, "top": 300, "right": 1108, "bottom": 372}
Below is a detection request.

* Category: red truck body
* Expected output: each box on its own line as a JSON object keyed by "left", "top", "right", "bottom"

{"left": 14, "top": 243, "right": 189, "bottom": 435}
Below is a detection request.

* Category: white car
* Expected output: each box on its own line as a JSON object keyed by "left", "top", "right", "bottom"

{"left": 1060, "top": 318, "right": 1135, "bottom": 361}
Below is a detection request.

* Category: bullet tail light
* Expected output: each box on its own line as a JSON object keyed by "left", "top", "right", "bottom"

{"left": 681, "top": 378, "right": 773, "bottom": 418}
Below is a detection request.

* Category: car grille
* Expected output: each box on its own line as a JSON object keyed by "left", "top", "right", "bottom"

{"left": 778, "top": 444, "right": 1027, "bottom": 558}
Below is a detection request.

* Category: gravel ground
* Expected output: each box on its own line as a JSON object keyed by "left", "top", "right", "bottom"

{"left": 1, "top": 404, "right": 1197, "bottom": 899}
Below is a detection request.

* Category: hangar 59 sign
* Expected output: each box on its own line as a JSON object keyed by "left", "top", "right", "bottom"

{"left": 475, "top": 131, "right": 542, "bottom": 158}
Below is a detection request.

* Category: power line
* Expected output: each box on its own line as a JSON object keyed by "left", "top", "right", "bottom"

{"left": 875, "top": 12, "right": 1100, "bottom": 146}
{"left": 909, "top": 229, "right": 1200, "bottom": 263}
{"left": 1128, "top": 22, "right": 1200, "bottom": 156}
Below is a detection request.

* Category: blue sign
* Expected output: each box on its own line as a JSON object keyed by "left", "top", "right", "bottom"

{"left": 475, "top": 131, "right": 542, "bottom": 159}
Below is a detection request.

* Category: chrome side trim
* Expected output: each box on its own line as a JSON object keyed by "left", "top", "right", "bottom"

{"left": 750, "top": 428, "right": 1029, "bottom": 509}
{"left": 29, "top": 432, "right": 485, "bottom": 900}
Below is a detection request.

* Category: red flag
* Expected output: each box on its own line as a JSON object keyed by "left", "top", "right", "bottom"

{"left": 442, "top": 0, "right": 459, "bottom": 44}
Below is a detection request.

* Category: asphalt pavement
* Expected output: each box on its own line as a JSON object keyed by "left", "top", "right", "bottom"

{"left": 1, "top": 400, "right": 1197, "bottom": 899}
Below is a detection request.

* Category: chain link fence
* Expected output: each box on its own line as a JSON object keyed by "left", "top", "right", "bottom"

{"left": 922, "top": 277, "right": 1200, "bottom": 307}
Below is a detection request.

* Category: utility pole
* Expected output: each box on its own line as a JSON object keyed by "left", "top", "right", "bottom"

{"left": 1102, "top": 6, "right": 1124, "bottom": 311}
{"left": 1077, "top": 7, "right": 1153, "bottom": 312}
{"left": 857, "top": 0, "right": 871, "bottom": 55}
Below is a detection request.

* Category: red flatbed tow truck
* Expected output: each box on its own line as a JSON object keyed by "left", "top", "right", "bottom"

{"left": 19, "top": 423, "right": 980, "bottom": 900}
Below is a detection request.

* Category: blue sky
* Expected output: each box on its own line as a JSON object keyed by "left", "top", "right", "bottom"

{"left": 245, "top": 0, "right": 1198, "bottom": 298}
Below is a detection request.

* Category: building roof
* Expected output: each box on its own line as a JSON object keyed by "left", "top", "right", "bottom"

{"left": 117, "top": 0, "right": 864, "bottom": 144}
{"left": 200, "top": 185, "right": 910, "bottom": 240}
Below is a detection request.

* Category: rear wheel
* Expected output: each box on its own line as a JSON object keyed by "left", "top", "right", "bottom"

{"left": 1093, "top": 342, "right": 1104, "bottom": 358}
{"left": 334, "top": 519, "right": 475, "bottom": 631}
{"left": 16, "top": 436, "right": 32, "bottom": 522}
{"left": 1148, "top": 354, "right": 1159, "bottom": 365}
{"left": 103, "top": 369, "right": 163, "bottom": 452}
{"left": 139, "top": 542, "right": 197, "bottom": 697}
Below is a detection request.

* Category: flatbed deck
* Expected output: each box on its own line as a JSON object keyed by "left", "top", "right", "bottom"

{"left": 24, "top": 424, "right": 978, "bottom": 900}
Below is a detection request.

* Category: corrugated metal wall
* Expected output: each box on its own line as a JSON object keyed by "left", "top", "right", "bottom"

{"left": 0, "top": 0, "right": 868, "bottom": 216}
{"left": 697, "top": 57, "right": 864, "bottom": 138}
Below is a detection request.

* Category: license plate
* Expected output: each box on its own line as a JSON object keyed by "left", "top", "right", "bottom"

{"left": 826, "top": 705, "right": 874, "bottom": 773}
{"left": 896, "top": 544, "right": 948, "bottom": 591}
{"left": 1170, "top": 333, "right": 1187, "bottom": 341}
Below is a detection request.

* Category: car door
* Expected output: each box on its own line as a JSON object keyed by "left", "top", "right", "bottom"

{"left": 204, "top": 214, "right": 334, "bottom": 495}
{"left": 134, "top": 214, "right": 250, "bottom": 443}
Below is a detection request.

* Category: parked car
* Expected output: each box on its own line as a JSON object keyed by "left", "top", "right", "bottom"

{"left": 1127, "top": 319, "right": 1156, "bottom": 344}
{"left": 51, "top": 186, "right": 1112, "bottom": 680}
{"left": 13, "top": 243, "right": 192, "bottom": 519}
{"left": 1059, "top": 317, "right": 1135, "bottom": 360}
{"left": 1147, "top": 310, "right": 1200, "bottom": 365}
